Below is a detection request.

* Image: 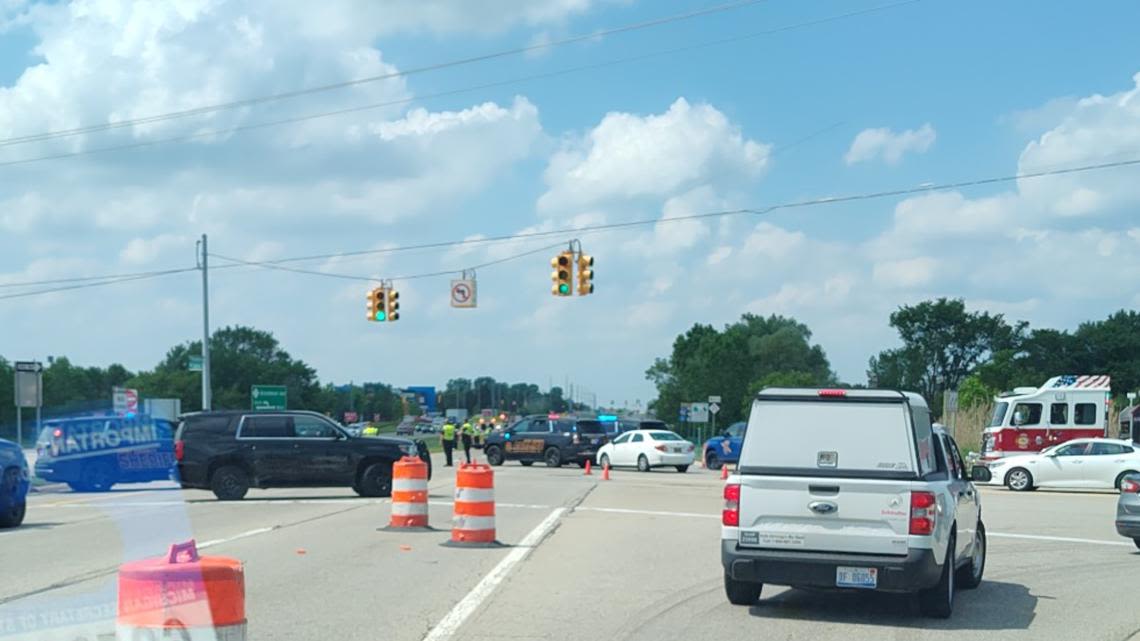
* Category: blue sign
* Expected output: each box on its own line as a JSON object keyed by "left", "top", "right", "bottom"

{"left": 405, "top": 386, "right": 438, "bottom": 412}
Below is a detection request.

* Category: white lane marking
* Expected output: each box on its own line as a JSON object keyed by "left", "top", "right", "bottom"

{"left": 197, "top": 526, "right": 275, "bottom": 549}
{"left": 988, "top": 532, "right": 1133, "bottom": 547}
{"left": 579, "top": 506, "right": 719, "bottom": 519}
{"left": 35, "top": 489, "right": 168, "bottom": 506}
{"left": 423, "top": 507, "right": 566, "bottom": 641}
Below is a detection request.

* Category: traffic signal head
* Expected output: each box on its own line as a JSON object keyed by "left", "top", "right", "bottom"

{"left": 366, "top": 287, "right": 387, "bottom": 322}
{"left": 386, "top": 288, "right": 400, "bottom": 322}
{"left": 577, "top": 254, "right": 594, "bottom": 295}
{"left": 551, "top": 252, "right": 573, "bottom": 296}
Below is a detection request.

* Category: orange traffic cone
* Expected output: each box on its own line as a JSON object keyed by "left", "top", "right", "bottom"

{"left": 584, "top": 459, "right": 592, "bottom": 476}
{"left": 602, "top": 463, "right": 610, "bottom": 480}
{"left": 720, "top": 464, "right": 729, "bottom": 480}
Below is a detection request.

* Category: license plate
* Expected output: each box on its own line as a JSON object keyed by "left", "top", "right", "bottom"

{"left": 836, "top": 566, "right": 877, "bottom": 589}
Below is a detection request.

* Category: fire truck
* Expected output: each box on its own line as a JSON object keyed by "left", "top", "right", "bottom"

{"left": 979, "top": 375, "right": 1112, "bottom": 461}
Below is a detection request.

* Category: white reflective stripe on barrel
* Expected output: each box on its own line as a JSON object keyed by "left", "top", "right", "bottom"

{"left": 391, "top": 502, "right": 430, "bottom": 516}
{"left": 392, "top": 478, "right": 429, "bottom": 492}
{"left": 454, "top": 487, "right": 494, "bottom": 503}
{"left": 452, "top": 515, "right": 495, "bottom": 531}
{"left": 117, "top": 622, "right": 247, "bottom": 641}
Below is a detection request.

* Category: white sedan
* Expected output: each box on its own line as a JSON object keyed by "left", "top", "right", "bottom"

{"left": 982, "top": 438, "right": 1140, "bottom": 491}
{"left": 595, "top": 430, "right": 695, "bottom": 473}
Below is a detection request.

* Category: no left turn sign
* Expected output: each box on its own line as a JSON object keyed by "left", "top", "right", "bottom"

{"left": 451, "top": 279, "right": 477, "bottom": 308}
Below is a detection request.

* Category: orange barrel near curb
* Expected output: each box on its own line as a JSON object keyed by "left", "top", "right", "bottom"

{"left": 390, "top": 455, "right": 430, "bottom": 528}
{"left": 117, "top": 540, "right": 245, "bottom": 640}
{"left": 451, "top": 463, "right": 496, "bottom": 545}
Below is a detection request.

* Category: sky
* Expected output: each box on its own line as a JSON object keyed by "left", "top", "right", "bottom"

{"left": 1, "top": 0, "right": 1139, "bottom": 409}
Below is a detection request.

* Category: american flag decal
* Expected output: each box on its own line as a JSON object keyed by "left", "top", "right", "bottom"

{"left": 1049, "top": 374, "right": 1111, "bottom": 390}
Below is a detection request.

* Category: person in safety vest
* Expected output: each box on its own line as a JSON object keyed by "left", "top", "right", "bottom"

{"left": 362, "top": 423, "right": 379, "bottom": 437}
{"left": 460, "top": 420, "right": 476, "bottom": 464}
{"left": 440, "top": 420, "right": 457, "bottom": 466}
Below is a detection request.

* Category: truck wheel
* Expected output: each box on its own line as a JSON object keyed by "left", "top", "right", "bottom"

{"left": 544, "top": 447, "right": 562, "bottom": 467}
{"left": 705, "top": 451, "right": 722, "bottom": 470}
{"left": 355, "top": 463, "right": 393, "bottom": 498}
{"left": 918, "top": 535, "right": 955, "bottom": 618}
{"left": 637, "top": 455, "right": 651, "bottom": 472}
{"left": 1115, "top": 471, "right": 1138, "bottom": 491}
{"left": 485, "top": 445, "right": 504, "bottom": 466}
{"left": 1005, "top": 468, "right": 1034, "bottom": 492}
{"left": 724, "top": 571, "right": 762, "bottom": 605}
{"left": 956, "top": 522, "right": 986, "bottom": 589}
{"left": 0, "top": 468, "right": 26, "bottom": 528}
{"left": 211, "top": 466, "right": 250, "bottom": 501}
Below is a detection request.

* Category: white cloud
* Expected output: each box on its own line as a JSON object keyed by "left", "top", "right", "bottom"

{"left": 844, "top": 123, "right": 936, "bottom": 165}
{"left": 119, "top": 233, "right": 189, "bottom": 265}
{"left": 538, "top": 97, "right": 770, "bottom": 212}
{"left": 872, "top": 256, "right": 938, "bottom": 289}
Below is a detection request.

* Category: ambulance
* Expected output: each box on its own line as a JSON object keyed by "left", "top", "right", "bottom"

{"left": 979, "top": 375, "right": 1111, "bottom": 462}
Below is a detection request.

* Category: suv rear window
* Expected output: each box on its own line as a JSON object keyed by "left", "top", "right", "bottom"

{"left": 740, "top": 399, "right": 922, "bottom": 477}
{"left": 575, "top": 420, "right": 605, "bottom": 434}
{"left": 241, "top": 416, "right": 291, "bottom": 438}
{"left": 180, "top": 415, "right": 233, "bottom": 436}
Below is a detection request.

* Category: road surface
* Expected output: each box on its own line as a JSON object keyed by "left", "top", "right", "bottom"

{"left": 2, "top": 461, "right": 1138, "bottom": 640}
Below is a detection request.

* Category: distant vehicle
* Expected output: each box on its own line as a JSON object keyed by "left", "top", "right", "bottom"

{"left": 484, "top": 415, "right": 608, "bottom": 468}
{"left": 703, "top": 421, "right": 746, "bottom": 470}
{"left": 175, "top": 410, "right": 430, "bottom": 500}
{"left": 608, "top": 417, "right": 670, "bottom": 438}
{"left": 980, "top": 375, "right": 1111, "bottom": 461}
{"left": 974, "top": 438, "right": 1140, "bottom": 491}
{"left": 0, "top": 437, "right": 29, "bottom": 528}
{"left": 1115, "top": 474, "right": 1140, "bottom": 549}
{"left": 596, "top": 430, "right": 694, "bottom": 472}
{"left": 722, "top": 388, "right": 985, "bottom": 619}
{"left": 34, "top": 416, "right": 176, "bottom": 492}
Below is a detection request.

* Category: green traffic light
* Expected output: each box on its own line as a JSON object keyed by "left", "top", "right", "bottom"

{"left": 376, "top": 311, "right": 387, "bottom": 321}
{"left": 558, "top": 283, "right": 570, "bottom": 294}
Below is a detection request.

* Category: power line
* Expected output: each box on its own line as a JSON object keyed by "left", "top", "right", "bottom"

{"left": 0, "top": 266, "right": 197, "bottom": 289}
{"left": 0, "top": 0, "right": 772, "bottom": 149}
{"left": 3, "top": 155, "right": 1136, "bottom": 300}
{"left": 0, "top": 0, "right": 916, "bottom": 169}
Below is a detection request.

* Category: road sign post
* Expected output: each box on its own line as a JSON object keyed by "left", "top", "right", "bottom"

{"left": 251, "top": 385, "right": 288, "bottom": 411}
{"left": 14, "top": 361, "right": 43, "bottom": 447}
{"left": 709, "top": 400, "right": 721, "bottom": 441}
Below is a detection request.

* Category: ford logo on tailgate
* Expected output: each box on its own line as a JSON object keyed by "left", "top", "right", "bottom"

{"left": 808, "top": 501, "right": 838, "bottom": 515}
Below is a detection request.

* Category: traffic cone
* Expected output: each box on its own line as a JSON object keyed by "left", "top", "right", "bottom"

{"left": 602, "top": 463, "right": 610, "bottom": 481}
{"left": 584, "top": 459, "right": 592, "bottom": 476}
{"left": 720, "top": 464, "right": 729, "bottom": 480}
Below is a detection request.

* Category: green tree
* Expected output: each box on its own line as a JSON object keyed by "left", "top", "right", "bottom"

{"left": 957, "top": 374, "right": 997, "bottom": 409}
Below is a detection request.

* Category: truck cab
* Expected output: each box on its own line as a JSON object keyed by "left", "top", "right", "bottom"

{"left": 980, "top": 375, "right": 1111, "bottom": 462}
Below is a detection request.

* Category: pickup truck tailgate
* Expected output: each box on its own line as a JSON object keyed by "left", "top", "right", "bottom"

{"left": 737, "top": 476, "right": 912, "bottom": 555}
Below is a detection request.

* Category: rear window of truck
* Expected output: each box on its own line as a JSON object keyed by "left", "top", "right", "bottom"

{"left": 739, "top": 400, "right": 928, "bottom": 478}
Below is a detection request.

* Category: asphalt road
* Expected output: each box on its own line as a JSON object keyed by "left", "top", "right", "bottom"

{"left": 3, "top": 458, "right": 1139, "bottom": 641}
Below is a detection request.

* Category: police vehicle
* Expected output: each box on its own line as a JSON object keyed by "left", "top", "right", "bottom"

{"left": 0, "top": 437, "right": 29, "bottom": 528}
{"left": 34, "top": 415, "right": 176, "bottom": 492}
{"left": 703, "top": 420, "right": 746, "bottom": 470}
{"left": 483, "top": 414, "right": 608, "bottom": 468}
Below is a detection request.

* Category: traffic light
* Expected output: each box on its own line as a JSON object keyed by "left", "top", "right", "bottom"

{"left": 386, "top": 288, "right": 400, "bottom": 322}
{"left": 366, "top": 287, "right": 387, "bottom": 322}
{"left": 577, "top": 254, "right": 594, "bottom": 295}
{"left": 551, "top": 251, "right": 573, "bottom": 296}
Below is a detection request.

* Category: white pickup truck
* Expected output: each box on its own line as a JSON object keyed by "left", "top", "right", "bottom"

{"left": 720, "top": 388, "right": 986, "bottom": 618}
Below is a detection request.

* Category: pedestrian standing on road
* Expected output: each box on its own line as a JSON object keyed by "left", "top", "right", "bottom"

{"left": 460, "top": 420, "right": 475, "bottom": 464}
{"left": 441, "top": 420, "right": 457, "bottom": 466}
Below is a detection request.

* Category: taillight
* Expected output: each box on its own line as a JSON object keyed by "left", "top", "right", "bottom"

{"left": 909, "top": 491, "right": 936, "bottom": 535}
{"left": 1122, "top": 478, "right": 1140, "bottom": 494}
{"left": 53, "top": 428, "right": 62, "bottom": 438}
{"left": 818, "top": 389, "right": 847, "bottom": 398}
{"left": 174, "top": 441, "right": 185, "bottom": 462}
{"left": 654, "top": 444, "right": 667, "bottom": 452}
{"left": 723, "top": 483, "right": 741, "bottom": 526}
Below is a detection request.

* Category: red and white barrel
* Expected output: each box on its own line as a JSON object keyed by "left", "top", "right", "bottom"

{"left": 389, "top": 455, "right": 430, "bottom": 528}
{"left": 451, "top": 463, "right": 496, "bottom": 545}
{"left": 116, "top": 540, "right": 245, "bottom": 640}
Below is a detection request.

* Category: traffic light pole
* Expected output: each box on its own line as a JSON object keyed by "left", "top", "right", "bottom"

{"left": 199, "top": 234, "right": 212, "bottom": 411}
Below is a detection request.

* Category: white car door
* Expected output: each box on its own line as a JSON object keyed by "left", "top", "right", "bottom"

{"left": 622, "top": 432, "right": 646, "bottom": 466}
{"left": 1040, "top": 441, "right": 1092, "bottom": 486}
{"left": 606, "top": 432, "right": 632, "bottom": 466}
{"left": 1088, "top": 442, "right": 1135, "bottom": 488}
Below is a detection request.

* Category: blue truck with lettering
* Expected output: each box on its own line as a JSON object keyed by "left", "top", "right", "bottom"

{"left": 0, "top": 437, "right": 29, "bottom": 527}
{"left": 34, "top": 416, "right": 176, "bottom": 492}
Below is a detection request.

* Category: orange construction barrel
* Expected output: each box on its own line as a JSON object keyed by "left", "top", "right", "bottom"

{"left": 448, "top": 463, "right": 498, "bottom": 546}
{"left": 388, "top": 455, "right": 430, "bottom": 529}
{"left": 117, "top": 540, "right": 246, "bottom": 640}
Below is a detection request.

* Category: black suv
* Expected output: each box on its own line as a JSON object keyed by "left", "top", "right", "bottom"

{"left": 484, "top": 415, "right": 608, "bottom": 468}
{"left": 175, "top": 410, "right": 430, "bottom": 500}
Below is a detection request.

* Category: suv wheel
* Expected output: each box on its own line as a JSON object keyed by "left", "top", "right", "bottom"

{"left": 544, "top": 447, "right": 562, "bottom": 468}
{"left": 724, "top": 571, "right": 762, "bottom": 605}
{"left": 211, "top": 466, "right": 250, "bottom": 501}
{"left": 1005, "top": 468, "right": 1033, "bottom": 492}
{"left": 485, "top": 445, "right": 504, "bottom": 466}
{"left": 705, "top": 451, "right": 722, "bottom": 470}
{"left": 356, "top": 463, "right": 393, "bottom": 498}
{"left": 637, "top": 455, "right": 651, "bottom": 473}
{"left": 918, "top": 534, "right": 955, "bottom": 618}
{"left": 0, "top": 468, "right": 26, "bottom": 528}
{"left": 956, "top": 522, "right": 986, "bottom": 589}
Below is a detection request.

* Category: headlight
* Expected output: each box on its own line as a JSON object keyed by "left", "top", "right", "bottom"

{"left": 988, "top": 460, "right": 1007, "bottom": 468}
{"left": 399, "top": 443, "right": 418, "bottom": 456}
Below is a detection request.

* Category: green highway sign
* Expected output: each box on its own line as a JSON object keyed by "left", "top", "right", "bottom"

{"left": 188, "top": 355, "right": 203, "bottom": 372}
{"left": 251, "top": 385, "right": 287, "bottom": 411}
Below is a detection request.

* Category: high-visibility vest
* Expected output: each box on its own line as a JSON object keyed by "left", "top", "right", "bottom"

{"left": 461, "top": 422, "right": 475, "bottom": 436}
{"left": 442, "top": 423, "right": 456, "bottom": 440}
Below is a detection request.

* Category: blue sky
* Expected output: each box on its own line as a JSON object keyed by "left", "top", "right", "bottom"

{"left": 1, "top": 0, "right": 1139, "bottom": 407}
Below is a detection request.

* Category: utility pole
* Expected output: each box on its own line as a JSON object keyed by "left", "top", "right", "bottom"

{"left": 198, "top": 234, "right": 212, "bottom": 411}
